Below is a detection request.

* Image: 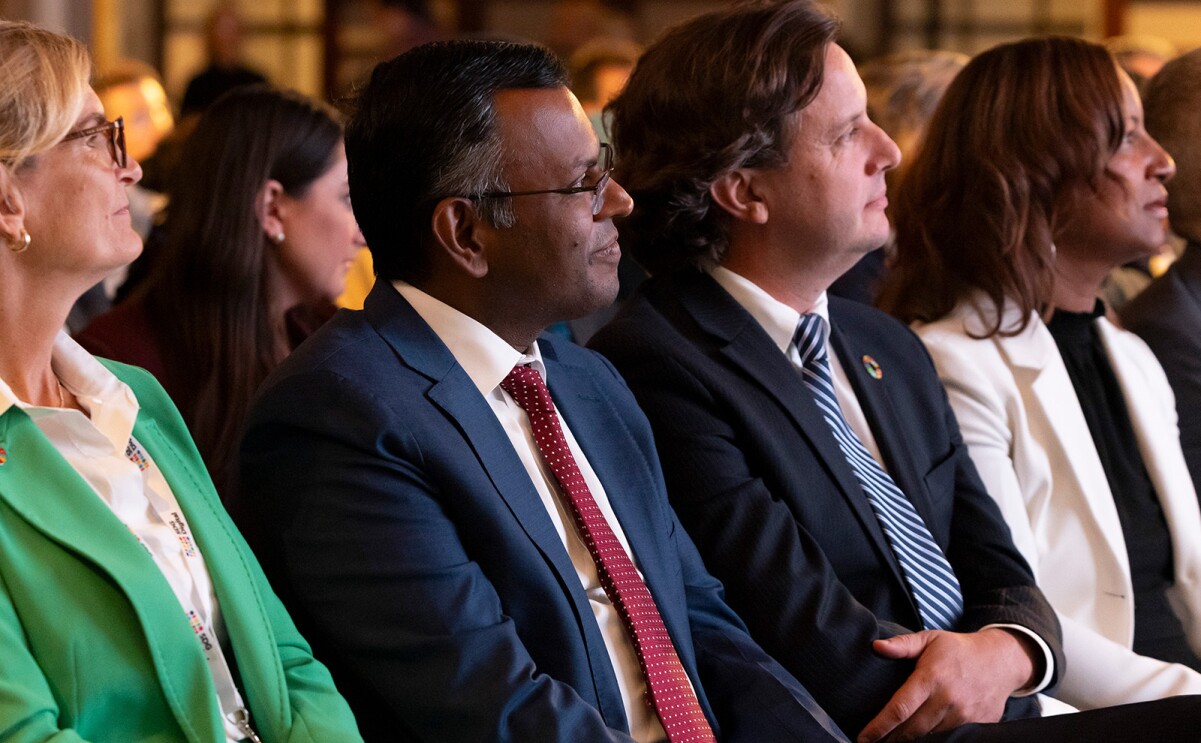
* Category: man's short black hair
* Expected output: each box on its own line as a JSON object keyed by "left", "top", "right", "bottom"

{"left": 346, "top": 40, "right": 567, "bottom": 284}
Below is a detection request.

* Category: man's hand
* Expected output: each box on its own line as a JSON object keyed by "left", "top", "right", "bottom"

{"left": 856, "top": 627, "right": 1038, "bottom": 743}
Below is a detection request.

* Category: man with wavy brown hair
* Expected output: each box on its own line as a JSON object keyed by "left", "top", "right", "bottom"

{"left": 591, "top": 1, "right": 1061, "bottom": 739}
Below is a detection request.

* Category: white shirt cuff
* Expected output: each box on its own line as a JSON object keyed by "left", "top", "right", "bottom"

{"left": 981, "top": 623, "right": 1054, "bottom": 696}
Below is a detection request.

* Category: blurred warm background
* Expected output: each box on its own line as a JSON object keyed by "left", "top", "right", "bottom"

{"left": 5, "top": 1, "right": 1199, "bottom": 111}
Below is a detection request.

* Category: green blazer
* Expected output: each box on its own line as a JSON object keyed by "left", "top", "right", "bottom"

{"left": 0, "top": 360, "right": 362, "bottom": 742}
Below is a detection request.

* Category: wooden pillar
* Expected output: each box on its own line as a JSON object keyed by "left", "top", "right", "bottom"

{"left": 1104, "top": 0, "right": 1125, "bottom": 37}
{"left": 924, "top": 0, "right": 942, "bottom": 49}
{"left": 92, "top": 0, "right": 119, "bottom": 70}
{"left": 457, "top": 0, "right": 486, "bottom": 35}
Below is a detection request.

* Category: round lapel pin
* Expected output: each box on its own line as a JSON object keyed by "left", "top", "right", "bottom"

{"left": 0, "top": 446, "right": 7, "bottom": 465}
{"left": 862, "top": 355, "right": 883, "bottom": 380}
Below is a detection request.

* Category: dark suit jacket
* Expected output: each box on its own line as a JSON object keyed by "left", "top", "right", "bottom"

{"left": 234, "top": 281, "right": 845, "bottom": 743}
{"left": 589, "top": 269, "right": 1063, "bottom": 736}
{"left": 1120, "top": 242, "right": 1201, "bottom": 494}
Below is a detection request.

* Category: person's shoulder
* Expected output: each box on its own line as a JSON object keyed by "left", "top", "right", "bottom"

{"left": 540, "top": 331, "right": 625, "bottom": 383}
{"left": 99, "top": 355, "right": 167, "bottom": 396}
{"left": 1098, "top": 315, "right": 1169, "bottom": 370}
{"left": 99, "top": 358, "right": 193, "bottom": 438}
{"left": 829, "top": 294, "right": 905, "bottom": 330}
{"left": 829, "top": 295, "right": 926, "bottom": 353}
{"left": 591, "top": 270, "right": 708, "bottom": 348}
{"left": 274, "top": 307, "right": 377, "bottom": 376}
{"left": 1121, "top": 266, "right": 1197, "bottom": 332}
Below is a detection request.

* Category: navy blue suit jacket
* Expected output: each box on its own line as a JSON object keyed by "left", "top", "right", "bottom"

{"left": 589, "top": 269, "right": 1063, "bottom": 736}
{"left": 235, "top": 282, "right": 845, "bottom": 742}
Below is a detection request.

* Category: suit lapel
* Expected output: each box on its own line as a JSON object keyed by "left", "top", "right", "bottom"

{"left": 365, "top": 284, "right": 584, "bottom": 597}
{"left": 543, "top": 340, "right": 710, "bottom": 721}
{"left": 672, "top": 273, "right": 906, "bottom": 585}
{"left": 130, "top": 410, "right": 288, "bottom": 739}
{"left": 362, "top": 284, "right": 627, "bottom": 724}
{"left": 543, "top": 345, "right": 676, "bottom": 612}
{"left": 0, "top": 406, "right": 222, "bottom": 743}
{"left": 996, "top": 314, "right": 1130, "bottom": 569}
{"left": 828, "top": 319, "right": 932, "bottom": 526}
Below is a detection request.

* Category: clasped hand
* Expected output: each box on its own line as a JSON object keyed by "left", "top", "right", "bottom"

{"left": 857, "top": 627, "right": 1038, "bottom": 743}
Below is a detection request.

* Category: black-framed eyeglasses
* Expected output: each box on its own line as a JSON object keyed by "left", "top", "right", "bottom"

{"left": 474, "top": 142, "right": 613, "bottom": 216}
{"left": 61, "top": 116, "right": 126, "bottom": 169}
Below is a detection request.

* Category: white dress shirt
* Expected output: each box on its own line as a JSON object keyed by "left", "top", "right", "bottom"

{"left": 0, "top": 332, "right": 245, "bottom": 741}
{"left": 708, "top": 266, "right": 1055, "bottom": 696}
{"left": 395, "top": 281, "right": 668, "bottom": 743}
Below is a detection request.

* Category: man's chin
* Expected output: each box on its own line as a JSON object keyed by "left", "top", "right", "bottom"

{"left": 564, "top": 281, "right": 622, "bottom": 323}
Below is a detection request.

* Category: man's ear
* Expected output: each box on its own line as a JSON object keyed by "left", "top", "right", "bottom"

{"left": 0, "top": 165, "right": 28, "bottom": 245}
{"left": 254, "top": 179, "right": 287, "bottom": 243}
{"left": 430, "top": 196, "right": 490, "bottom": 279}
{"left": 709, "top": 168, "right": 770, "bottom": 225}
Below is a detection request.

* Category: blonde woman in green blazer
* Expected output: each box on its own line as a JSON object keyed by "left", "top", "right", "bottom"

{"left": 0, "top": 21, "right": 361, "bottom": 743}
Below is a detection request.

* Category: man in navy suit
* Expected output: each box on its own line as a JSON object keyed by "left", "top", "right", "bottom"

{"left": 233, "top": 39, "right": 844, "bottom": 742}
{"left": 587, "top": 1, "right": 1068, "bottom": 740}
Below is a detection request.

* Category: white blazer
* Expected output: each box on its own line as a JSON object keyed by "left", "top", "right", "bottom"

{"left": 916, "top": 299, "right": 1201, "bottom": 710}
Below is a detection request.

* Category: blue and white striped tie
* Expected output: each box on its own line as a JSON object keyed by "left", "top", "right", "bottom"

{"left": 794, "top": 313, "right": 964, "bottom": 630}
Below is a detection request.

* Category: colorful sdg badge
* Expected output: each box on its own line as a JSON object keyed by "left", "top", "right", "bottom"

{"left": 862, "top": 355, "right": 883, "bottom": 380}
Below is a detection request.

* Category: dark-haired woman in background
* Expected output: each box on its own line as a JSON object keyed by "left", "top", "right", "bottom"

{"left": 0, "top": 21, "right": 361, "bottom": 740}
{"left": 79, "top": 85, "right": 364, "bottom": 495}
{"left": 880, "top": 36, "right": 1201, "bottom": 709}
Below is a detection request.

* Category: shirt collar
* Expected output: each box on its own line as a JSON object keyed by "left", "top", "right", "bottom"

{"left": 0, "top": 331, "right": 140, "bottom": 450}
{"left": 393, "top": 280, "right": 549, "bottom": 396}
{"left": 708, "top": 265, "right": 829, "bottom": 354}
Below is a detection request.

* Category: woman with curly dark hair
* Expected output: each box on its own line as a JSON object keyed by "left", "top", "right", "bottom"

{"left": 881, "top": 36, "right": 1201, "bottom": 709}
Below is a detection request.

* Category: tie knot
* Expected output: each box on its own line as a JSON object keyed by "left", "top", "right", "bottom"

{"left": 500, "top": 364, "right": 554, "bottom": 414}
{"left": 793, "top": 313, "right": 827, "bottom": 368}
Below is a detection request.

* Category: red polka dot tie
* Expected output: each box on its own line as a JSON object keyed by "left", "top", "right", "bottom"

{"left": 501, "top": 365, "right": 716, "bottom": 743}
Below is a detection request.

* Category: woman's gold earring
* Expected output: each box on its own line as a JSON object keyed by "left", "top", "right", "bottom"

{"left": 8, "top": 227, "right": 29, "bottom": 253}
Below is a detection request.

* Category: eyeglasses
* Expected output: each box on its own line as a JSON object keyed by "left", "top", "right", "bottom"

{"left": 474, "top": 142, "right": 613, "bottom": 216}
{"left": 61, "top": 116, "right": 127, "bottom": 169}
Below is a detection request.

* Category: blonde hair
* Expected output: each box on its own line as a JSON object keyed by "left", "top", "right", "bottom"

{"left": 0, "top": 21, "right": 92, "bottom": 168}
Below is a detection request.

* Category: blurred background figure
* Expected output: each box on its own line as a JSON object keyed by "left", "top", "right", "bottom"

{"left": 78, "top": 85, "right": 364, "bottom": 497}
{"left": 568, "top": 35, "right": 641, "bottom": 142}
{"left": 373, "top": 0, "right": 443, "bottom": 59}
{"left": 96, "top": 60, "right": 174, "bottom": 173}
{"left": 94, "top": 60, "right": 173, "bottom": 240}
{"left": 882, "top": 36, "right": 1201, "bottom": 709}
{"left": 1120, "top": 48, "right": 1201, "bottom": 496}
{"left": 1106, "top": 33, "right": 1177, "bottom": 93}
{"left": 180, "top": 3, "right": 267, "bottom": 118}
{"left": 0, "top": 21, "right": 361, "bottom": 742}
{"left": 546, "top": 0, "right": 636, "bottom": 61}
{"left": 829, "top": 49, "right": 967, "bottom": 305}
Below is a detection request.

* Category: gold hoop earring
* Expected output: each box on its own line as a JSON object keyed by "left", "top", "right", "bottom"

{"left": 8, "top": 227, "right": 29, "bottom": 253}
